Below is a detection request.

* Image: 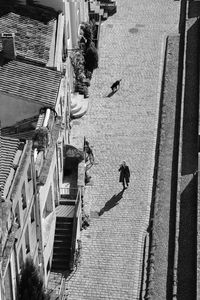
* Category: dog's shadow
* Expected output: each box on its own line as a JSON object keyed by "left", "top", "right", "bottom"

{"left": 106, "top": 90, "right": 117, "bottom": 98}
{"left": 99, "top": 190, "right": 124, "bottom": 216}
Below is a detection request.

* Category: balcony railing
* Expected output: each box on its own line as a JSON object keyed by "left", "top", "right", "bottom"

{"left": 60, "top": 186, "right": 78, "bottom": 197}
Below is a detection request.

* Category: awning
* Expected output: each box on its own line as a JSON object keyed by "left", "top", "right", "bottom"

{"left": 63, "top": 144, "right": 84, "bottom": 160}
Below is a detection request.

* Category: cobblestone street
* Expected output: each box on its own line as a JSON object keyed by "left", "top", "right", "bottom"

{"left": 68, "top": 0, "right": 180, "bottom": 299}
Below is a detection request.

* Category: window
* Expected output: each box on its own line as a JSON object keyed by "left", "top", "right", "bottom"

{"left": 58, "top": 147, "right": 62, "bottom": 171}
{"left": 27, "top": 164, "right": 32, "bottom": 182}
{"left": 66, "top": 21, "right": 70, "bottom": 39}
{"left": 43, "top": 186, "right": 53, "bottom": 218}
{"left": 19, "top": 247, "right": 23, "bottom": 271}
{"left": 15, "top": 203, "right": 21, "bottom": 227}
{"left": 25, "top": 226, "right": 30, "bottom": 254}
{"left": 46, "top": 258, "right": 51, "bottom": 274}
{"left": 21, "top": 182, "right": 27, "bottom": 209}
{"left": 31, "top": 204, "right": 35, "bottom": 223}
{"left": 53, "top": 167, "right": 58, "bottom": 205}
{"left": 60, "top": 97, "right": 63, "bottom": 116}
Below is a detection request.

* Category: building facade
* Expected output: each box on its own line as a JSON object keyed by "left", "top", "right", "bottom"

{"left": 0, "top": 0, "right": 89, "bottom": 299}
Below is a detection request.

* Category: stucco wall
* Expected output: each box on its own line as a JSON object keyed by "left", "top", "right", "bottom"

{"left": 54, "top": 13, "right": 64, "bottom": 71}
{"left": 9, "top": 144, "right": 39, "bottom": 286}
{"left": 64, "top": 1, "right": 72, "bottom": 51}
{"left": 39, "top": 147, "right": 58, "bottom": 284}
{"left": 0, "top": 93, "right": 42, "bottom": 127}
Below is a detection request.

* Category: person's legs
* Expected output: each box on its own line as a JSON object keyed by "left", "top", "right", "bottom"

{"left": 125, "top": 177, "right": 129, "bottom": 187}
{"left": 122, "top": 178, "right": 125, "bottom": 189}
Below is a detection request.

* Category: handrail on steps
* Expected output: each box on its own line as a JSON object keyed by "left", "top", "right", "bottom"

{"left": 58, "top": 275, "right": 66, "bottom": 300}
{"left": 69, "top": 186, "right": 82, "bottom": 270}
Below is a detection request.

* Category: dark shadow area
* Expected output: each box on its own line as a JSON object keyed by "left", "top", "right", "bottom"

{"left": 177, "top": 175, "right": 197, "bottom": 300}
{"left": 166, "top": 8, "right": 187, "bottom": 296}
{"left": 63, "top": 158, "right": 78, "bottom": 198}
{"left": 0, "top": 0, "right": 57, "bottom": 22}
{"left": 106, "top": 90, "right": 117, "bottom": 98}
{"left": 181, "top": 20, "right": 199, "bottom": 175}
{"left": 188, "top": 0, "right": 200, "bottom": 19}
{"left": 143, "top": 35, "right": 168, "bottom": 300}
{"left": 98, "top": 190, "right": 124, "bottom": 216}
{"left": 178, "top": 0, "right": 187, "bottom": 34}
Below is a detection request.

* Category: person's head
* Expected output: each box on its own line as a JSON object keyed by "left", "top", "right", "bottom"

{"left": 122, "top": 161, "right": 126, "bottom": 166}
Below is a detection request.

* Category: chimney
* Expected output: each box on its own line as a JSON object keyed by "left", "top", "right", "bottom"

{"left": 1, "top": 33, "right": 16, "bottom": 60}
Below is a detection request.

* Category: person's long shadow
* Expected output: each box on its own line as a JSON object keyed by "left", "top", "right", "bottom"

{"left": 99, "top": 190, "right": 124, "bottom": 216}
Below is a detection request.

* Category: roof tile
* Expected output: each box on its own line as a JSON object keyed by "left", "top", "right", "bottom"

{"left": 0, "top": 12, "right": 56, "bottom": 64}
{"left": 0, "top": 136, "right": 20, "bottom": 192}
{"left": 0, "top": 60, "right": 62, "bottom": 106}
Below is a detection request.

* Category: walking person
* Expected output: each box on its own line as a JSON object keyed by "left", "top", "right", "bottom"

{"left": 119, "top": 161, "right": 130, "bottom": 189}
{"left": 84, "top": 140, "right": 94, "bottom": 165}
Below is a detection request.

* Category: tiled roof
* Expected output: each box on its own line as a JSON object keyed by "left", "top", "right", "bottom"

{"left": 0, "top": 60, "right": 62, "bottom": 106}
{"left": 0, "top": 12, "right": 56, "bottom": 64}
{"left": 0, "top": 135, "right": 20, "bottom": 192}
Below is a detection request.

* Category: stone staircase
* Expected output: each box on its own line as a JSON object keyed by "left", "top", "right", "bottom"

{"left": 51, "top": 205, "right": 75, "bottom": 272}
{"left": 70, "top": 93, "right": 89, "bottom": 119}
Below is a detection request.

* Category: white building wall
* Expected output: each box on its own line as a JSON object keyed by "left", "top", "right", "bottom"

{"left": 54, "top": 13, "right": 64, "bottom": 72}
{"left": 64, "top": 1, "right": 72, "bottom": 51}
{"left": 39, "top": 147, "right": 57, "bottom": 285}
{"left": 10, "top": 146, "right": 39, "bottom": 284}
{"left": 10, "top": 251, "right": 17, "bottom": 300}
{"left": 69, "top": 1, "right": 78, "bottom": 48}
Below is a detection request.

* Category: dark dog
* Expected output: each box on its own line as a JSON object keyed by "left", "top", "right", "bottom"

{"left": 110, "top": 79, "right": 122, "bottom": 92}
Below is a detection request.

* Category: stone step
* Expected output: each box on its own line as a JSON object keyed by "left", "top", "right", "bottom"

{"left": 55, "top": 223, "right": 73, "bottom": 230}
{"left": 53, "top": 248, "right": 71, "bottom": 255}
{"left": 53, "top": 247, "right": 71, "bottom": 254}
{"left": 54, "top": 233, "right": 72, "bottom": 241}
{"left": 56, "top": 205, "right": 75, "bottom": 218}
{"left": 51, "top": 261, "right": 70, "bottom": 271}
{"left": 54, "top": 242, "right": 71, "bottom": 250}
{"left": 59, "top": 199, "right": 76, "bottom": 205}
{"left": 56, "top": 220, "right": 73, "bottom": 228}
{"left": 71, "top": 104, "right": 83, "bottom": 115}
{"left": 71, "top": 93, "right": 85, "bottom": 107}
{"left": 71, "top": 99, "right": 89, "bottom": 119}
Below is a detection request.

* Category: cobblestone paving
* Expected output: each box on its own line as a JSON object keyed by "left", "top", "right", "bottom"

{"left": 68, "top": 1, "right": 180, "bottom": 299}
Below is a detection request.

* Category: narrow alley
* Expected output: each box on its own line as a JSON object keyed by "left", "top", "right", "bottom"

{"left": 67, "top": 0, "right": 180, "bottom": 299}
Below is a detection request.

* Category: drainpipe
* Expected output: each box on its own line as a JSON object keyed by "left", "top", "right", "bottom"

{"left": 31, "top": 149, "right": 45, "bottom": 277}
{"left": 0, "top": 121, "right": 3, "bottom": 300}
{"left": 55, "top": 144, "right": 61, "bottom": 206}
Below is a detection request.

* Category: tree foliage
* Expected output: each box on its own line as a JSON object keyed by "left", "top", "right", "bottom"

{"left": 18, "top": 257, "right": 49, "bottom": 300}
{"left": 82, "top": 23, "right": 93, "bottom": 47}
{"left": 84, "top": 44, "right": 99, "bottom": 72}
{"left": 70, "top": 50, "right": 85, "bottom": 80}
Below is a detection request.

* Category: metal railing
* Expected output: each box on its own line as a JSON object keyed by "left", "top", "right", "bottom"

{"left": 58, "top": 275, "right": 66, "bottom": 300}
{"left": 69, "top": 187, "right": 82, "bottom": 270}
{"left": 60, "top": 186, "right": 78, "bottom": 196}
